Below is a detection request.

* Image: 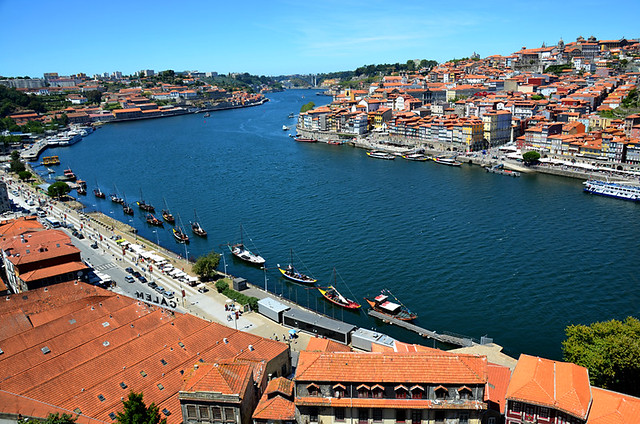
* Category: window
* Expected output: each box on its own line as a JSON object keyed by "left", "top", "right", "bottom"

{"left": 309, "top": 408, "right": 319, "bottom": 423}
{"left": 372, "top": 385, "right": 384, "bottom": 399}
{"left": 333, "top": 384, "right": 346, "bottom": 398}
{"left": 458, "top": 386, "right": 473, "bottom": 400}
{"left": 395, "top": 386, "right": 408, "bottom": 399}
{"left": 488, "top": 418, "right": 496, "bottom": 424}
{"left": 212, "top": 407, "right": 222, "bottom": 421}
{"left": 358, "top": 408, "right": 368, "bottom": 424}
{"left": 199, "top": 406, "right": 209, "bottom": 419}
{"left": 396, "top": 409, "right": 406, "bottom": 423}
{"left": 539, "top": 407, "right": 549, "bottom": 418}
{"left": 410, "top": 386, "right": 423, "bottom": 399}
{"left": 372, "top": 409, "right": 382, "bottom": 422}
{"left": 308, "top": 383, "right": 319, "bottom": 396}
{"left": 435, "top": 386, "right": 448, "bottom": 399}
{"left": 434, "top": 411, "right": 445, "bottom": 423}
{"left": 224, "top": 407, "right": 235, "bottom": 422}
{"left": 512, "top": 401, "right": 521, "bottom": 413}
{"left": 357, "top": 384, "right": 370, "bottom": 398}
{"left": 458, "top": 413, "right": 468, "bottom": 424}
{"left": 187, "top": 405, "right": 197, "bottom": 419}
{"left": 411, "top": 410, "right": 421, "bottom": 424}
{"left": 335, "top": 408, "right": 345, "bottom": 421}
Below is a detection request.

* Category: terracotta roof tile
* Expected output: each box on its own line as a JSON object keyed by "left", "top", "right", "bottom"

{"left": 506, "top": 354, "right": 591, "bottom": 420}
{"left": 295, "top": 351, "right": 487, "bottom": 384}
{"left": 253, "top": 394, "right": 295, "bottom": 420}
{"left": 266, "top": 377, "right": 294, "bottom": 397}
{"left": 587, "top": 387, "right": 640, "bottom": 424}
{"left": 485, "top": 363, "right": 512, "bottom": 413}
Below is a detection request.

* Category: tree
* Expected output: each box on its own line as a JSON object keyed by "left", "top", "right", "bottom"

{"left": 84, "top": 90, "right": 102, "bottom": 104}
{"left": 18, "top": 170, "right": 32, "bottom": 180}
{"left": 116, "top": 391, "right": 167, "bottom": 424}
{"left": 10, "top": 150, "right": 25, "bottom": 173}
{"left": 192, "top": 250, "right": 221, "bottom": 280}
{"left": 522, "top": 151, "right": 540, "bottom": 164}
{"left": 300, "top": 101, "right": 315, "bottom": 113}
{"left": 48, "top": 181, "right": 70, "bottom": 199}
{"left": 563, "top": 317, "right": 640, "bottom": 396}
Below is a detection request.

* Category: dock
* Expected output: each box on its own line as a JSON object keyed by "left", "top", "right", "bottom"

{"left": 368, "top": 310, "right": 474, "bottom": 347}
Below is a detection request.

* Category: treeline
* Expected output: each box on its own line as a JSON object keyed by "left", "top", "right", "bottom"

{"left": 0, "top": 85, "right": 46, "bottom": 118}
{"left": 354, "top": 59, "right": 438, "bottom": 77}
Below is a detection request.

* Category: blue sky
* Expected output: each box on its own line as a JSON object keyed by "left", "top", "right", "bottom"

{"left": 1, "top": 0, "right": 638, "bottom": 78}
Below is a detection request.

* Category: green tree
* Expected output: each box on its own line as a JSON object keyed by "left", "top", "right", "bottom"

{"left": 84, "top": 90, "right": 102, "bottom": 104}
{"left": 18, "top": 170, "right": 32, "bottom": 180}
{"left": 300, "top": 101, "right": 315, "bottom": 113}
{"left": 563, "top": 317, "right": 640, "bottom": 396}
{"left": 406, "top": 60, "right": 416, "bottom": 72}
{"left": 192, "top": 250, "right": 221, "bottom": 280}
{"left": 10, "top": 150, "right": 25, "bottom": 173}
{"left": 116, "top": 391, "right": 167, "bottom": 424}
{"left": 522, "top": 151, "right": 540, "bottom": 164}
{"left": 47, "top": 181, "right": 70, "bottom": 199}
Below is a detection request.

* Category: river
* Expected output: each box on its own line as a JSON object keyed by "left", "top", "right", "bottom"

{"left": 37, "top": 89, "right": 640, "bottom": 360}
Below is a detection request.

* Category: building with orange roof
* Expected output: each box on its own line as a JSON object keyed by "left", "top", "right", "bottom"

{"left": 0, "top": 281, "right": 290, "bottom": 424}
{"left": 252, "top": 377, "right": 296, "bottom": 424}
{"left": 0, "top": 220, "right": 88, "bottom": 293}
{"left": 505, "top": 354, "right": 592, "bottom": 424}
{"left": 294, "top": 350, "right": 489, "bottom": 424}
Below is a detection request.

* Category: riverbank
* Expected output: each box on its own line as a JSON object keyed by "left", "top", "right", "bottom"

{"left": 296, "top": 127, "right": 639, "bottom": 183}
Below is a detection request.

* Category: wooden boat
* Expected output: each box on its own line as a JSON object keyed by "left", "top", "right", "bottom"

{"left": 277, "top": 249, "right": 317, "bottom": 284}
{"left": 191, "top": 209, "right": 207, "bottom": 237}
{"left": 137, "top": 189, "right": 155, "bottom": 212}
{"left": 402, "top": 153, "right": 429, "bottom": 161}
{"left": 93, "top": 187, "right": 105, "bottom": 199}
{"left": 294, "top": 137, "right": 317, "bottom": 143}
{"left": 364, "top": 289, "right": 417, "bottom": 321}
{"left": 146, "top": 213, "right": 163, "bottom": 226}
{"left": 42, "top": 156, "right": 60, "bottom": 166}
{"left": 122, "top": 193, "right": 134, "bottom": 215}
{"left": 317, "top": 268, "right": 360, "bottom": 309}
{"left": 162, "top": 198, "right": 175, "bottom": 224}
{"left": 173, "top": 214, "right": 189, "bottom": 243}
{"left": 228, "top": 224, "right": 265, "bottom": 265}
{"left": 110, "top": 184, "right": 124, "bottom": 204}
{"left": 76, "top": 180, "right": 87, "bottom": 195}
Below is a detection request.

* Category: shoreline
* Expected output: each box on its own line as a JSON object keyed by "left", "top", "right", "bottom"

{"left": 296, "top": 128, "right": 639, "bottom": 183}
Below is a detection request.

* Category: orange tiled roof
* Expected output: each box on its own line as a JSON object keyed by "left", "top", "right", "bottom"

{"left": 506, "top": 354, "right": 592, "bottom": 420}
{"left": 485, "top": 363, "right": 512, "bottom": 413}
{"left": 0, "top": 216, "right": 44, "bottom": 237}
{"left": 295, "top": 351, "right": 487, "bottom": 384}
{"left": 181, "top": 362, "right": 253, "bottom": 395}
{"left": 305, "top": 337, "right": 352, "bottom": 352}
{"left": 587, "top": 387, "right": 640, "bottom": 424}
{"left": 265, "top": 377, "right": 294, "bottom": 397}
{"left": 252, "top": 394, "right": 295, "bottom": 420}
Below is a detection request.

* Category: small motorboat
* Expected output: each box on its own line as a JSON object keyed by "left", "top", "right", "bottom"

{"left": 367, "top": 150, "right": 395, "bottom": 160}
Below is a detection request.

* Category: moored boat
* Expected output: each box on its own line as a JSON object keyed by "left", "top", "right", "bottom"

{"left": 93, "top": 187, "right": 105, "bottom": 199}
{"left": 228, "top": 224, "right": 265, "bottom": 265}
{"left": 277, "top": 249, "right": 317, "bottom": 284}
{"left": 146, "top": 213, "right": 163, "bottom": 226}
{"left": 110, "top": 184, "right": 124, "bottom": 203}
{"left": 282, "top": 125, "right": 290, "bottom": 131}
{"left": 402, "top": 153, "right": 429, "bottom": 161}
{"left": 55, "top": 168, "right": 77, "bottom": 182}
{"left": 433, "top": 156, "right": 462, "bottom": 166}
{"left": 294, "top": 137, "right": 317, "bottom": 143}
{"left": 162, "top": 197, "right": 175, "bottom": 224}
{"left": 42, "top": 156, "right": 60, "bottom": 166}
{"left": 317, "top": 268, "right": 360, "bottom": 309}
{"left": 364, "top": 289, "right": 417, "bottom": 321}
{"left": 367, "top": 150, "right": 395, "bottom": 160}
{"left": 191, "top": 209, "right": 207, "bottom": 237}
{"left": 173, "top": 227, "right": 189, "bottom": 243}
{"left": 123, "top": 203, "right": 134, "bottom": 215}
{"left": 137, "top": 189, "right": 155, "bottom": 212}
{"left": 583, "top": 179, "right": 640, "bottom": 201}
{"left": 485, "top": 164, "right": 520, "bottom": 177}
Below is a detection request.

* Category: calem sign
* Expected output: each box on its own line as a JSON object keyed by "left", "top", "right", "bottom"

{"left": 135, "top": 291, "right": 177, "bottom": 309}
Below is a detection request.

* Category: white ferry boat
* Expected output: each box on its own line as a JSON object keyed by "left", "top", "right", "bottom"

{"left": 366, "top": 150, "right": 396, "bottom": 160}
{"left": 583, "top": 179, "right": 640, "bottom": 201}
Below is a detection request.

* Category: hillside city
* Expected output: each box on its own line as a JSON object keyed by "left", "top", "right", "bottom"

{"left": 0, "top": 35, "right": 639, "bottom": 424}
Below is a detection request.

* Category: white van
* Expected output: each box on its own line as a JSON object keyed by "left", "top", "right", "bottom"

{"left": 45, "top": 217, "right": 61, "bottom": 228}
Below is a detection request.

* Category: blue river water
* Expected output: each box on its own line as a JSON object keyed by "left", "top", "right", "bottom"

{"left": 38, "top": 89, "right": 639, "bottom": 360}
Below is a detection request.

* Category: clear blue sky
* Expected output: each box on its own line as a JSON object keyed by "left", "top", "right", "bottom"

{"left": 1, "top": 0, "right": 638, "bottom": 78}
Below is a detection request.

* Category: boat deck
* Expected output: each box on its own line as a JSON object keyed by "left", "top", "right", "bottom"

{"left": 367, "top": 310, "right": 474, "bottom": 347}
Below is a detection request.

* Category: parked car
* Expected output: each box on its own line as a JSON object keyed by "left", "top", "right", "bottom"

{"left": 137, "top": 276, "right": 147, "bottom": 284}
{"left": 164, "top": 291, "right": 174, "bottom": 299}
{"left": 148, "top": 281, "right": 158, "bottom": 289}
{"left": 90, "top": 242, "right": 98, "bottom": 249}
{"left": 125, "top": 276, "right": 135, "bottom": 283}
{"left": 154, "top": 286, "right": 165, "bottom": 294}
{"left": 132, "top": 271, "right": 142, "bottom": 279}
{"left": 197, "top": 287, "right": 209, "bottom": 293}
{"left": 125, "top": 267, "right": 134, "bottom": 274}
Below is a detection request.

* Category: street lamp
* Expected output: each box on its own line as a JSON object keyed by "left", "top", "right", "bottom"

{"left": 152, "top": 230, "right": 159, "bottom": 251}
